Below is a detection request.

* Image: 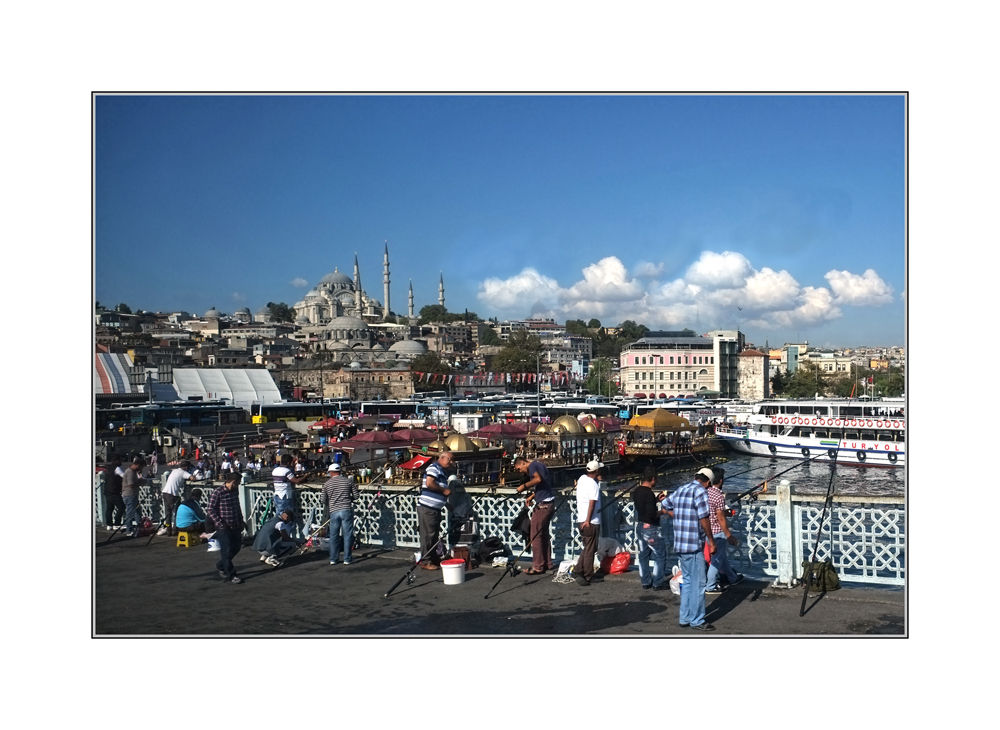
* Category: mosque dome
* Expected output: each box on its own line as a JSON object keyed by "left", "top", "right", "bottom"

{"left": 389, "top": 339, "right": 427, "bottom": 355}
{"left": 255, "top": 306, "right": 270, "bottom": 316}
{"left": 204, "top": 307, "right": 221, "bottom": 319}
{"left": 236, "top": 307, "right": 251, "bottom": 315}
{"left": 328, "top": 341, "right": 349, "bottom": 350}
{"left": 371, "top": 343, "right": 385, "bottom": 351}
{"left": 349, "top": 361, "right": 363, "bottom": 369}
{"left": 326, "top": 315, "right": 370, "bottom": 331}
{"left": 320, "top": 271, "right": 354, "bottom": 288}
{"left": 304, "top": 289, "right": 323, "bottom": 300}
{"left": 369, "top": 298, "right": 382, "bottom": 308}
{"left": 443, "top": 433, "right": 479, "bottom": 453}
{"left": 295, "top": 314, "right": 309, "bottom": 324}
{"left": 551, "top": 415, "right": 585, "bottom": 435}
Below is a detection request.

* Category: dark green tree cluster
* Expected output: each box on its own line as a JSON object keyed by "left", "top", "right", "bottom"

{"left": 772, "top": 362, "right": 905, "bottom": 398}
{"left": 267, "top": 302, "right": 296, "bottom": 323}
{"left": 584, "top": 357, "right": 619, "bottom": 397}
{"left": 410, "top": 352, "right": 453, "bottom": 392}
{"left": 417, "top": 305, "right": 479, "bottom": 325}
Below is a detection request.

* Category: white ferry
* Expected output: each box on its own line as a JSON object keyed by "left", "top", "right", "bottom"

{"left": 715, "top": 398, "right": 905, "bottom": 467}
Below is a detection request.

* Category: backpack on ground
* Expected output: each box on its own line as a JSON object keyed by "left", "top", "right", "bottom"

{"left": 478, "top": 536, "right": 507, "bottom": 564}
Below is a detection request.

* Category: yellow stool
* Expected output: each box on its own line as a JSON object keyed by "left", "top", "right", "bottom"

{"left": 176, "top": 531, "right": 197, "bottom": 548}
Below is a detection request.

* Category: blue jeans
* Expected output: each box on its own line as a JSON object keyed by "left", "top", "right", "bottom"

{"left": 328, "top": 509, "right": 354, "bottom": 563}
{"left": 635, "top": 523, "right": 666, "bottom": 587}
{"left": 678, "top": 550, "right": 708, "bottom": 627}
{"left": 123, "top": 495, "right": 141, "bottom": 533}
{"left": 706, "top": 533, "right": 738, "bottom": 589}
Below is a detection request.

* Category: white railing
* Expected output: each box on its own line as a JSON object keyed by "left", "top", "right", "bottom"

{"left": 95, "top": 473, "right": 904, "bottom": 586}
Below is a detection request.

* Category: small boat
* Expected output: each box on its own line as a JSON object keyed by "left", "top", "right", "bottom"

{"left": 715, "top": 398, "right": 905, "bottom": 467}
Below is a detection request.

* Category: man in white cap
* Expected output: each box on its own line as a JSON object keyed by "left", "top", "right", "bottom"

{"left": 663, "top": 467, "right": 717, "bottom": 631}
{"left": 573, "top": 459, "right": 604, "bottom": 586}
{"left": 322, "top": 462, "right": 359, "bottom": 565}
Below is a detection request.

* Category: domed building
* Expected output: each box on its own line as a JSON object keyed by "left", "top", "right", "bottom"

{"left": 292, "top": 250, "right": 390, "bottom": 326}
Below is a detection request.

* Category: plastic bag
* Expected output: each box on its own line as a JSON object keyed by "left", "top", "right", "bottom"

{"left": 608, "top": 551, "right": 631, "bottom": 574}
{"left": 669, "top": 564, "right": 683, "bottom": 595}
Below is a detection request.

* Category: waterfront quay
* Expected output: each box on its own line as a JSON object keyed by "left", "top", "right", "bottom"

{"left": 94, "top": 532, "right": 903, "bottom": 636}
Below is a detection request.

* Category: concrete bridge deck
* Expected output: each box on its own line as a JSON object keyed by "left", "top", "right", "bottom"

{"left": 94, "top": 531, "right": 905, "bottom": 636}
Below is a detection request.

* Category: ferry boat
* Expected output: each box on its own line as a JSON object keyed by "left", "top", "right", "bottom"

{"left": 714, "top": 398, "right": 905, "bottom": 467}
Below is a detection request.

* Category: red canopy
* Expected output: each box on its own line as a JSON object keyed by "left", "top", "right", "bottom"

{"left": 336, "top": 430, "right": 397, "bottom": 448}
{"left": 390, "top": 429, "right": 438, "bottom": 443}
{"left": 473, "top": 422, "right": 530, "bottom": 436}
{"left": 634, "top": 393, "right": 646, "bottom": 398}
{"left": 308, "top": 417, "right": 346, "bottom": 430}
{"left": 657, "top": 393, "right": 667, "bottom": 399}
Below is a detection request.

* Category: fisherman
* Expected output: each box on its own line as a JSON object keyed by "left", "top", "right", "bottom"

{"left": 271, "top": 454, "right": 310, "bottom": 530}
{"left": 103, "top": 455, "right": 126, "bottom": 530}
{"left": 157, "top": 460, "right": 194, "bottom": 537}
{"left": 663, "top": 467, "right": 717, "bottom": 631}
{"left": 121, "top": 457, "right": 146, "bottom": 537}
{"left": 513, "top": 456, "right": 557, "bottom": 575}
{"left": 207, "top": 473, "right": 246, "bottom": 584}
{"left": 572, "top": 460, "right": 603, "bottom": 586}
{"left": 322, "top": 463, "right": 359, "bottom": 565}
{"left": 705, "top": 467, "right": 744, "bottom": 594}
{"left": 417, "top": 450, "right": 453, "bottom": 570}
{"left": 174, "top": 488, "right": 210, "bottom": 540}
{"left": 253, "top": 509, "right": 300, "bottom": 567}
{"left": 632, "top": 466, "right": 667, "bottom": 590}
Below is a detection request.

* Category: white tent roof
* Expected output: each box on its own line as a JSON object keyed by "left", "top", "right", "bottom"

{"left": 171, "top": 368, "right": 282, "bottom": 408}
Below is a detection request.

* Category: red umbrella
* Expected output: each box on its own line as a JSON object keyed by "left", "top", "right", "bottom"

{"left": 339, "top": 430, "right": 397, "bottom": 445}
{"left": 474, "top": 422, "right": 530, "bottom": 436}
{"left": 391, "top": 429, "right": 438, "bottom": 443}
{"left": 308, "top": 417, "right": 345, "bottom": 430}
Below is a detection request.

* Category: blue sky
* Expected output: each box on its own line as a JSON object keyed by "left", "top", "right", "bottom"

{"left": 95, "top": 94, "right": 904, "bottom": 348}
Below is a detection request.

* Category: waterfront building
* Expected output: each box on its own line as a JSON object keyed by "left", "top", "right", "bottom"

{"left": 619, "top": 330, "right": 745, "bottom": 399}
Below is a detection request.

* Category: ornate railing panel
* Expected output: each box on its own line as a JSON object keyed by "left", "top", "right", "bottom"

{"left": 94, "top": 475, "right": 904, "bottom": 586}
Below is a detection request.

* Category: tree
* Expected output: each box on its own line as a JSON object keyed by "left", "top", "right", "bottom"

{"left": 115, "top": 302, "right": 132, "bottom": 314}
{"left": 266, "top": 301, "right": 295, "bottom": 323}
{"left": 492, "top": 331, "right": 542, "bottom": 382}
{"left": 783, "top": 362, "right": 825, "bottom": 399}
{"left": 585, "top": 357, "right": 619, "bottom": 397}
{"left": 587, "top": 318, "right": 601, "bottom": 329}
{"left": 480, "top": 328, "right": 502, "bottom": 346}
{"left": 770, "top": 369, "right": 786, "bottom": 395}
{"left": 410, "top": 352, "right": 452, "bottom": 392}
{"left": 565, "top": 319, "right": 590, "bottom": 337}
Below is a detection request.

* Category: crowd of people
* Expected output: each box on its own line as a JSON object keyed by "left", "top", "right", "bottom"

{"left": 100, "top": 447, "right": 743, "bottom": 629}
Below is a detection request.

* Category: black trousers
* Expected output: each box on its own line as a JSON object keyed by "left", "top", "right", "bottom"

{"left": 162, "top": 494, "right": 179, "bottom": 535}
{"left": 104, "top": 493, "right": 125, "bottom": 526}
{"left": 417, "top": 505, "right": 443, "bottom": 564}
{"left": 574, "top": 523, "right": 600, "bottom": 580}
{"left": 215, "top": 528, "right": 243, "bottom": 579}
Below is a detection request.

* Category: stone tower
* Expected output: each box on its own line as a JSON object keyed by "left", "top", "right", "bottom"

{"left": 408, "top": 280, "right": 414, "bottom": 319}
{"left": 383, "top": 241, "right": 390, "bottom": 317}
{"left": 354, "top": 253, "right": 362, "bottom": 314}
{"left": 438, "top": 272, "right": 445, "bottom": 309}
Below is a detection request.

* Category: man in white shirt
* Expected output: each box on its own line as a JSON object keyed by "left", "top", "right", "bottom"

{"left": 158, "top": 461, "right": 194, "bottom": 536}
{"left": 573, "top": 459, "right": 604, "bottom": 586}
{"left": 272, "top": 454, "right": 309, "bottom": 527}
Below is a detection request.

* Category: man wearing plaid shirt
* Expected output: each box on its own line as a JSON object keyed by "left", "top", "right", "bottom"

{"left": 663, "top": 467, "right": 717, "bottom": 631}
{"left": 208, "top": 473, "right": 246, "bottom": 584}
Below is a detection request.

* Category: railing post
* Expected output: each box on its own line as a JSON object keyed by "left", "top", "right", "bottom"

{"left": 95, "top": 471, "right": 106, "bottom": 525}
{"left": 239, "top": 482, "right": 252, "bottom": 537}
{"left": 774, "top": 479, "right": 794, "bottom": 587}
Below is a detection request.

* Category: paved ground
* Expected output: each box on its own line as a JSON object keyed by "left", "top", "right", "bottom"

{"left": 94, "top": 529, "right": 905, "bottom": 636}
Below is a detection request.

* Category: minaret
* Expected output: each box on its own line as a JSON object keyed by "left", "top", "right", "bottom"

{"left": 383, "top": 241, "right": 391, "bottom": 318}
{"left": 408, "top": 280, "right": 414, "bottom": 319}
{"left": 438, "top": 272, "right": 445, "bottom": 308}
{"left": 354, "top": 253, "right": 362, "bottom": 314}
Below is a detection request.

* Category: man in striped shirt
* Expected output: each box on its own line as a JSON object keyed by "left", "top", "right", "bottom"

{"left": 417, "top": 451, "right": 453, "bottom": 570}
{"left": 322, "top": 463, "right": 359, "bottom": 565}
{"left": 208, "top": 473, "right": 246, "bottom": 584}
{"left": 663, "top": 467, "right": 717, "bottom": 631}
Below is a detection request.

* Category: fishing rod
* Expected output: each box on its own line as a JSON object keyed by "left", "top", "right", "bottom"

{"left": 725, "top": 452, "right": 831, "bottom": 510}
{"left": 484, "top": 490, "right": 573, "bottom": 600}
{"left": 800, "top": 384, "right": 857, "bottom": 615}
{"left": 383, "top": 514, "right": 473, "bottom": 598}
{"left": 352, "top": 456, "right": 408, "bottom": 551}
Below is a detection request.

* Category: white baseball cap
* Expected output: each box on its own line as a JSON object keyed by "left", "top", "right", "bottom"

{"left": 328, "top": 463, "right": 341, "bottom": 472}
{"left": 585, "top": 459, "right": 604, "bottom": 472}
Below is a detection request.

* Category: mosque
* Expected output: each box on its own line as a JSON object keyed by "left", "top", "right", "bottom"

{"left": 283, "top": 243, "right": 447, "bottom": 364}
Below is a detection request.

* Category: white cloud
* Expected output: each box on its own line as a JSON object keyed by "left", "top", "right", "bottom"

{"left": 685, "top": 251, "right": 753, "bottom": 289}
{"left": 290, "top": 277, "right": 309, "bottom": 288}
{"left": 560, "top": 257, "right": 645, "bottom": 304}
{"left": 634, "top": 261, "right": 664, "bottom": 278}
{"left": 477, "top": 252, "right": 893, "bottom": 334}
{"left": 825, "top": 269, "right": 894, "bottom": 306}
{"left": 478, "top": 267, "right": 561, "bottom": 310}
{"left": 232, "top": 292, "right": 246, "bottom": 302}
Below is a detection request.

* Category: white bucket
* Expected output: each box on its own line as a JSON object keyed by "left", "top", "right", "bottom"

{"left": 440, "top": 558, "right": 466, "bottom": 585}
